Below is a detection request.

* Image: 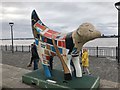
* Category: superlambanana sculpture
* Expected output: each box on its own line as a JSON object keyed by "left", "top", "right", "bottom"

{"left": 31, "top": 10, "right": 101, "bottom": 80}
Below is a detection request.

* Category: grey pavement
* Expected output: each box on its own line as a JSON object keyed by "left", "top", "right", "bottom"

{"left": 1, "top": 63, "right": 33, "bottom": 88}
{"left": 1, "top": 63, "right": 119, "bottom": 89}
{"left": 2, "top": 51, "right": 119, "bottom": 82}
{"left": 1, "top": 51, "right": 120, "bottom": 89}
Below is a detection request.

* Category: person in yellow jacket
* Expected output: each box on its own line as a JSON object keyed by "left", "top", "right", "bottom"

{"left": 82, "top": 48, "right": 91, "bottom": 75}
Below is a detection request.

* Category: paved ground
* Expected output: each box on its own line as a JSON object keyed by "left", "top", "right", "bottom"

{"left": 1, "top": 51, "right": 120, "bottom": 89}
{"left": 1, "top": 63, "right": 119, "bottom": 89}
{"left": 1, "top": 64, "right": 33, "bottom": 88}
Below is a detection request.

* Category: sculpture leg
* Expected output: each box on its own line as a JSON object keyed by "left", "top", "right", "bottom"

{"left": 70, "top": 60, "right": 76, "bottom": 77}
{"left": 63, "top": 55, "right": 72, "bottom": 80}
{"left": 72, "top": 56, "right": 82, "bottom": 77}
{"left": 42, "top": 64, "right": 52, "bottom": 78}
{"left": 52, "top": 37, "right": 72, "bottom": 80}
{"left": 66, "top": 55, "right": 72, "bottom": 73}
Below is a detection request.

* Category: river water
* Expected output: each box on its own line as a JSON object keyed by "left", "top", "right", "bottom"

{"left": 1, "top": 38, "right": 118, "bottom": 47}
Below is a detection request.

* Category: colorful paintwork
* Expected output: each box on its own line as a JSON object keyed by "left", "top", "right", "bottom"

{"left": 32, "top": 12, "right": 71, "bottom": 58}
{"left": 31, "top": 10, "right": 101, "bottom": 80}
{"left": 31, "top": 10, "right": 72, "bottom": 80}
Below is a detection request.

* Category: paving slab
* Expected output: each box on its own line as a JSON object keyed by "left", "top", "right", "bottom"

{"left": 1, "top": 64, "right": 34, "bottom": 88}
{"left": 100, "top": 79, "right": 119, "bottom": 88}
{"left": 1, "top": 63, "right": 119, "bottom": 89}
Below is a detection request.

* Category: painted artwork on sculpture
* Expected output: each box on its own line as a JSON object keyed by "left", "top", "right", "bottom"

{"left": 31, "top": 10, "right": 101, "bottom": 80}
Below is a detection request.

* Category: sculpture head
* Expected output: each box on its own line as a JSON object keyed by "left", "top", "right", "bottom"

{"left": 73, "top": 22, "right": 101, "bottom": 51}
{"left": 77, "top": 22, "right": 101, "bottom": 42}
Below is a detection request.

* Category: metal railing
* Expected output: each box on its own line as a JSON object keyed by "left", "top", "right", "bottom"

{"left": 85, "top": 47, "right": 117, "bottom": 58}
{"left": 0, "top": 45, "right": 118, "bottom": 59}
{"left": 1, "top": 45, "right": 31, "bottom": 52}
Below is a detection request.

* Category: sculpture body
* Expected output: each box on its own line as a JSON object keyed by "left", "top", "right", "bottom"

{"left": 31, "top": 10, "right": 101, "bottom": 80}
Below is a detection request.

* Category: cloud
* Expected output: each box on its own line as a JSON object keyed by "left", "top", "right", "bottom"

{"left": 1, "top": 2, "right": 118, "bottom": 39}
{"left": 1, "top": 0, "right": 119, "bottom": 2}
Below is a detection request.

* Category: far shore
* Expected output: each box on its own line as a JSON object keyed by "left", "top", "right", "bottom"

{"left": 0, "top": 35, "right": 118, "bottom": 40}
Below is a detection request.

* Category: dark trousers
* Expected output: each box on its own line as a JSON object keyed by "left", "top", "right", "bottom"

{"left": 30, "top": 57, "right": 33, "bottom": 65}
{"left": 33, "top": 59, "right": 39, "bottom": 70}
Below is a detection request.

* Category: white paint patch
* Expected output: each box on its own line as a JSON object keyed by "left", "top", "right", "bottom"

{"left": 46, "top": 79, "right": 57, "bottom": 84}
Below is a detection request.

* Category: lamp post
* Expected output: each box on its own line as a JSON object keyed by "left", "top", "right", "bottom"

{"left": 115, "top": 2, "right": 120, "bottom": 63}
{"left": 9, "top": 22, "right": 14, "bottom": 53}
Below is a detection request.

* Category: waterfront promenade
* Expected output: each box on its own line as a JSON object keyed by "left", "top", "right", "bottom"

{"left": 1, "top": 51, "right": 120, "bottom": 89}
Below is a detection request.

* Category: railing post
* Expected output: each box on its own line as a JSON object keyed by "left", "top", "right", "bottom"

{"left": 117, "top": 47, "right": 120, "bottom": 64}
{"left": 116, "top": 47, "right": 117, "bottom": 59}
{"left": 29, "top": 45, "right": 30, "bottom": 52}
{"left": 96, "top": 46, "right": 98, "bottom": 57}
{"left": 12, "top": 45, "right": 14, "bottom": 53}
{"left": 5, "top": 45, "right": 7, "bottom": 51}
{"left": 116, "top": 47, "right": 119, "bottom": 63}
{"left": 22, "top": 45, "right": 23, "bottom": 52}
{"left": 16, "top": 45, "right": 17, "bottom": 52}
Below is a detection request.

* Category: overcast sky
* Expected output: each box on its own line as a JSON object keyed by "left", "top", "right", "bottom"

{"left": 1, "top": 1, "right": 119, "bottom": 39}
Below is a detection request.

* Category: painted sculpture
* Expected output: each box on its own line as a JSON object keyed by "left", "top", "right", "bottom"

{"left": 31, "top": 10, "right": 101, "bottom": 80}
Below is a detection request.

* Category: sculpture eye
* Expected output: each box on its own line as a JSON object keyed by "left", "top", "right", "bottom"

{"left": 89, "top": 30, "right": 93, "bottom": 32}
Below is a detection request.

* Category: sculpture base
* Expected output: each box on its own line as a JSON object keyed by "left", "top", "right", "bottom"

{"left": 22, "top": 69, "right": 100, "bottom": 89}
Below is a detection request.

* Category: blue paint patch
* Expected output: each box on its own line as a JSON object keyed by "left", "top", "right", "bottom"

{"left": 38, "top": 20, "right": 43, "bottom": 25}
{"left": 42, "top": 64, "right": 51, "bottom": 78}
{"left": 36, "top": 27, "right": 41, "bottom": 33}
{"left": 50, "top": 46, "right": 56, "bottom": 52}
{"left": 50, "top": 46, "right": 63, "bottom": 54}
{"left": 58, "top": 48, "right": 63, "bottom": 54}
{"left": 41, "top": 36, "right": 45, "bottom": 42}
{"left": 35, "top": 39, "right": 39, "bottom": 45}
{"left": 38, "top": 20, "right": 46, "bottom": 27}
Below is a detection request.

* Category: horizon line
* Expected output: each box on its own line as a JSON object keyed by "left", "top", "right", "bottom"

{"left": 0, "top": 35, "right": 118, "bottom": 40}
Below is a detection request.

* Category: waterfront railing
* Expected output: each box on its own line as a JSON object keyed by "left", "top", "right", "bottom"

{"left": 0, "top": 45, "right": 118, "bottom": 59}
{"left": 1, "top": 45, "right": 31, "bottom": 52}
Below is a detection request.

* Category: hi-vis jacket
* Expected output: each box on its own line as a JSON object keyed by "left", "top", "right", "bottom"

{"left": 82, "top": 51, "right": 89, "bottom": 67}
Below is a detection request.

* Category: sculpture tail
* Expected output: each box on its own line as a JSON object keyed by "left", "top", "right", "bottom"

{"left": 31, "top": 10, "right": 40, "bottom": 26}
{"left": 31, "top": 10, "right": 47, "bottom": 38}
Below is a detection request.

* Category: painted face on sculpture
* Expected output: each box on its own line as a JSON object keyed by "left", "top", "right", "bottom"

{"left": 77, "top": 23, "right": 101, "bottom": 43}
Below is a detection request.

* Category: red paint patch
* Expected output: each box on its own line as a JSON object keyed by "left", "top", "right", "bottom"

{"left": 44, "top": 33, "right": 51, "bottom": 38}
{"left": 44, "top": 38, "right": 47, "bottom": 42}
{"left": 47, "top": 29, "right": 59, "bottom": 34}
{"left": 46, "top": 56, "right": 50, "bottom": 60}
{"left": 58, "top": 41, "right": 66, "bottom": 48}
{"left": 35, "top": 23, "right": 46, "bottom": 30}
{"left": 44, "top": 32, "right": 58, "bottom": 38}
{"left": 51, "top": 52, "right": 56, "bottom": 56}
